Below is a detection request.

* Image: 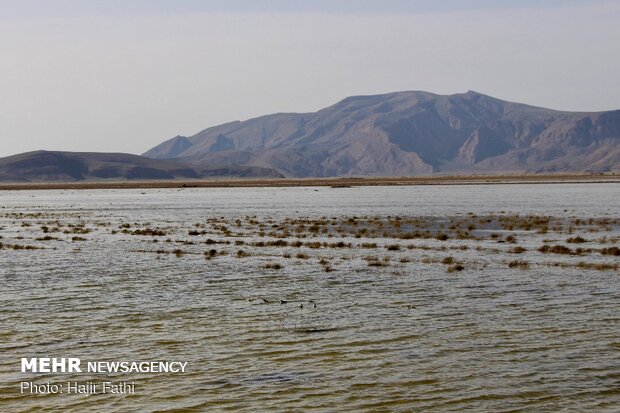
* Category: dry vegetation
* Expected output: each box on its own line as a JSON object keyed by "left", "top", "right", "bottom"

{"left": 0, "top": 173, "right": 618, "bottom": 191}
{"left": 1, "top": 210, "right": 618, "bottom": 273}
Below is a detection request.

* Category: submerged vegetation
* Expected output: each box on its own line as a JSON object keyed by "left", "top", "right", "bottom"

{"left": 1, "top": 211, "right": 617, "bottom": 273}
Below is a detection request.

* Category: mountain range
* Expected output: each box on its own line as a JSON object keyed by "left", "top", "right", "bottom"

{"left": 1, "top": 90, "right": 618, "bottom": 183}
{"left": 0, "top": 151, "right": 282, "bottom": 182}
{"left": 144, "top": 90, "right": 620, "bottom": 176}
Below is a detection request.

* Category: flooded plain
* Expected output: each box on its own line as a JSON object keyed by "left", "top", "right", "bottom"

{"left": 0, "top": 183, "right": 619, "bottom": 412}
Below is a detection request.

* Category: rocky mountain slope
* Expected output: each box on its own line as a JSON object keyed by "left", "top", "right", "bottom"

{"left": 144, "top": 91, "right": 620, "bottom": 176}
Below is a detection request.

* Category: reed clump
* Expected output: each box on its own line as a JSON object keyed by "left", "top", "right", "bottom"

{"left": 236, "top": 249, "right": 250, "bottom": 258}
{"left": 0, "top": 242, "right": 42, "bottom": 250}
{"left": 600, "top": 247, "right": 619, "bottom": 256}
{"left": 566, "top": 236, "right": 588, "bottom": 243}
{"left": 35, "top": 235, "right": 57, "bottom": 241}
{"left": 547, "top": 261, "right": 618, "bottom": 271}
{"left": 509, "top": 246, "right": 527, "bottom": 254}
{"left": 538, "top": 244, "right": 572, "bottom": 255}
{"left": 130, "top": 228, "right": 166, "bottom": 236}
{"left": 360, "top": 243, "right": 377, "bottom": 248}
{"left": 508, "top": 260, "right": 529, "bottom": 269}
{"left": 365, "top": 256, "right": 390, "bottom": 267}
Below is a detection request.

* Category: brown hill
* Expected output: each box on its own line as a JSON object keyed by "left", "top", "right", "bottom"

{"left": 0, "top": 151, "right": 283, "bottom": 182}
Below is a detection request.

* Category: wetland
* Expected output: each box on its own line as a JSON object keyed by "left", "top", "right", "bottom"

{"left": 0, "top": 183, "right": 619, "bottom": 412}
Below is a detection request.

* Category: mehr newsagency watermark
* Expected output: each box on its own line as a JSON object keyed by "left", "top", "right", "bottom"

{"left": 19, "top": 357, "right": 188, "bottom": 395}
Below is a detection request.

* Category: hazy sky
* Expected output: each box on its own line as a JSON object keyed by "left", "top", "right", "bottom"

{"left": 1, "top": 0, "right": 619, "bottom": 157}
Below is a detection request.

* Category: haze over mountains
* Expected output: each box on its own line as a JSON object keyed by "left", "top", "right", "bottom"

{"left": 144, "top": 91, "right": 620, "bottom": 177}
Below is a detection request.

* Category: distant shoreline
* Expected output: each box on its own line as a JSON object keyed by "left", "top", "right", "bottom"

{"left": 0, "top": 174, "right": 618, "bottom": 191}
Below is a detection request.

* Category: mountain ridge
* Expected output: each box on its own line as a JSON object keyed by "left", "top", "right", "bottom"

{"left": 0, "top": 150, "right": 283, "bottom": 182}
{"left": 144, "top": 90, "right": 620, "bottom": 176}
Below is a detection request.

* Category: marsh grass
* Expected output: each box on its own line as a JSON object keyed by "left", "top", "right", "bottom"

{"left": 600, "top": 247, "right": 619, "bottom": 256}
{"left": 547, "top": 261, "right": 618, "bottom": 271}
{"left": 129, "top": 228, "right": 166, "bottom": 236}
{"left": 10, "top": 212, "right": 616, "bottom": 279}
{"left": 509, "top": 246, "right": 527, "bottom": 254}
{"left": 0, "top": 242, "right": 42, "bottom": 250}
{"left": 566, "top": 236, "right": 588, "bottom": 243}
{"left": 360, "top": 243, "right": 377, "bottom": 248}
{"left": 35, "top": 235, "right": 58, "bottom": 241}
{"left": 236, "top": 249, "right": 250, "bottom": 258}
{"left": 538, "top": 245, "right": 572, "bottom": 255}
{"left": 204, "top": 249, "right": 217, "bottom": 259}
{"left": 508, "top": 260, "right": 529, "bottom": 269}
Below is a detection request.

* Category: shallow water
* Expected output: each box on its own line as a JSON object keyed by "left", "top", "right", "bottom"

{"left": 0, "top": 183, "right": 619, "bottom": 412}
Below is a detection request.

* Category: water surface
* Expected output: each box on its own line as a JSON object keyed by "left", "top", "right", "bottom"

{"left": 0, "top": 184, "right": 619, "bottom": 412}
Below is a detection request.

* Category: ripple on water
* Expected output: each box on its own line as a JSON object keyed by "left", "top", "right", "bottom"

{"left": 1, "top": 184, "right": 619, "bottom": 412}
